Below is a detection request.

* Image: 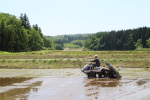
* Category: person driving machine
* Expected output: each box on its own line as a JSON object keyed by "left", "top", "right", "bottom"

{"left": 91, "top": 55, "right": 101, "bottom": 67}
{"left": 83, "top": 55, "right": 101, "bottom": 71}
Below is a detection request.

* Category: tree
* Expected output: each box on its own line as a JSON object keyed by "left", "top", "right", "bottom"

{"left": 135, "top": 39, "right": 143, "bottom": 49}
{"left": 124, "top": 34, "right": 135, "bottom": 50}
{"left": 55, "top": 44, "right": 64, "bottom": 50}
{"left": 0, "top": 12, "right": 54, "bottom": 52}
{"left": 70, "top": 40, "right": 84, "bottom": 47}
{"left": 0, "top": 13, "right": 29, "bottom": 52}
{"left": 19, "top": 13, "right": 31, "bottom": 30}
{"left": 146, "top": 38, "right": 150, "bottom": 48}
{"left": 28, "top": 28, "right": 44, "bottom": 51}
{"left": 116, "top": 39, "right": 122, "bottom": 50}
{"left": 43, "top": 38, "right": 54, "bottom": 49}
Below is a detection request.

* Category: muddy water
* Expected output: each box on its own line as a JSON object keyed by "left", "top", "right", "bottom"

{"left": 0, "top": 77, "right": 150, "bottom": 100}
{"left": 0, "top": 68, "right": 150, "bottom": 100}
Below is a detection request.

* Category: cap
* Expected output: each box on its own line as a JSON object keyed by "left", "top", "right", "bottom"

{"left": 94, "top": 55, "right": 98, "bottom": 57}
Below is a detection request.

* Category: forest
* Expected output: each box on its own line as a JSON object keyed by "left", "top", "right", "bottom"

{"left": 0, "top": 13, "right": 54, "bottom": 52}
{"left": 84, "top": 27, "right": 150, "bottom": 50}
{"left": 47, "top": 27, "right": 150, "bottom": 51}
{"left": 45, "top": 34, "right": 92, "bottom": 50}
{"left": 1, "top": 12, "right": 150, "bottom": 52}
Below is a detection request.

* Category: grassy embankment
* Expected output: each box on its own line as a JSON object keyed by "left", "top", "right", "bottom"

{"left": 0, "top": 50, "right": 150, "bottom": 69}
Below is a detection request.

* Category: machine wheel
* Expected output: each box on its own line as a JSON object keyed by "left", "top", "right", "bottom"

{"left": 87, "top": 72, "right": 96, "bottom": 78}
{"left": 98, "top": 69, "right": 109, "bottom": 78}
{"left": 103, "top": 70, "right": 111, "bottom": 78}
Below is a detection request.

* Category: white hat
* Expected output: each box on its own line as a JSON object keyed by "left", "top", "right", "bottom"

{"left": 94, "top": 55, "right": 98, "bottom": 57}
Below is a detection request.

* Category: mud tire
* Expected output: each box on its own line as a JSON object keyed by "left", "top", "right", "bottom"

{"left": 103, "top": 70, "right": 111, "bottom": 78}
{"left": 98, "top": 69, "right": 110, "bottom": 78}
{"left": 87, "top": 72, "right": 96, "bottom": 78}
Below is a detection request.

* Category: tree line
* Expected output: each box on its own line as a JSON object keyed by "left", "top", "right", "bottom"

{"left": 1, "top": 13, "right": 150, "bottom": 52}
{"left": 84, "top": 27, "right": 150, "bottom": 50}
{"left": 45, "top": 34, "right": 92, "bottom": 50}
{"left": 0, "top": 13, "right": 54, "bottom": 52}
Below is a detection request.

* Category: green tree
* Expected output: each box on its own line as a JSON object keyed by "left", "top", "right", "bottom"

{"left": 0, "top": 13, "right": 29, "bottom": 52}
{"left": 43, "top": 38, "right": 54, "bottom": 49}
{"left": 55, "top": 44, "right": 64, "bottom": 50}
{"left": 124, "top": 34, "right": 135, "bottom": 50}
{"left": 135, "top": 39, "right": 143, "bottom": 49}
{"left": 146, "top": 38, "right": 150, "bottom": 48}
{"left": 28, "top": 28, "right": 44, "bottom": 51}
{"left": 70, "top": 40, "right": 84, "bottom": 47}
{"left": 19, "top": 13, "right": 31, "bottom": 30}
{"left": 116, "top": 39, "right": 122, "bottom": 50}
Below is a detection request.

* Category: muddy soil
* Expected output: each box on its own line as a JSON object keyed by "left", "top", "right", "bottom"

{"left": 0, "top": 68, "right": 150, "bottom": 100}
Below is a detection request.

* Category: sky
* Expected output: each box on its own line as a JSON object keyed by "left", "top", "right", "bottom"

{"left": 0, "top": 0, "right": 150, "bottom": 36}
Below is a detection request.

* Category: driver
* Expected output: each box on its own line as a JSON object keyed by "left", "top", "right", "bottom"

{"left": 82, "top": 55, "right": 101, "bottom": 72}
{"left": 91, "top": 55, "right": 101, "bottom": 67}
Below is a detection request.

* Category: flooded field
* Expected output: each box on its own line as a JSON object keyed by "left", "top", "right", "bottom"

{"left": 0, "top": 68, "right": 150, "bottom": 100}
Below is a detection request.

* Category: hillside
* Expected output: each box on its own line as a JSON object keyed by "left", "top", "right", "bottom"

{"left": 45, "top": 27, "right": 150, "bottom": 51}
{"left": 45, "top": 34, "right": 92, "bottom": 50}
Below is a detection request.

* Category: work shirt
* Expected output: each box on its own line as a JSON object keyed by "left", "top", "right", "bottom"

{"left": 91, "top": 58, "right": 100, "bottom": 67}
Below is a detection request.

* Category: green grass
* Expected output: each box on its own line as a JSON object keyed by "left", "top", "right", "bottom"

{"left": 0, "top": 58, "right": 150, "bottom": 69}
{"left": 0, "top": 50, "right": 150, "bottom": 59}
{"left": 0, "top": 50, "right": 150, "bottom": 69}
{"left": 64, "top": 43, "right": 80, "bottom": 48}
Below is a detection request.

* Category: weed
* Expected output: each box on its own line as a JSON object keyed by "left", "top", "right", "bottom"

{"left": 53, "top": 59, "right": 57, "bottom": 62}
{"left": 32, "top": 59, "right": 36, "bottom": 63}
{"left": 43, "top": 60, "right": 47, "bottom": 63}
{"left": 24, "top": 60, "right": 28, "bottom": 63}
{"left": 1, "top": 59, "right": 6, "bottom": 63}
{"left": 15, "top": 59, "right": 19, "bottom": 62}
{"left": 48, "top": 60, "right": 53, "bottom": 64}
{"left": 8, "top": 60, "right": 11, "bottom": 63}
{"left": 67, "top": 58, "right": 70, "bottom": 62}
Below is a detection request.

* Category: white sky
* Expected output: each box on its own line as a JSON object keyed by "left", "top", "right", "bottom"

{"left": 0, "top": 0, "right": 150, "bottom": 36}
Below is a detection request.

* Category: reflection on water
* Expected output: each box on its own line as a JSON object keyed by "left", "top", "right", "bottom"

{"left": 0, "top": 77, "right": 149, "bottom": 100}
{"left": 83, "top": 78, "right": 122, "bottom": 99}
{"left": 83, "top": 78, "right": 149, "bottom": 99}
{"left": 0, "top": 77, "right": 33, "bottom": 87}
{"left": 136, "top": 79, "right": 147, "bottom": 86}
{"left": 0, "top": 77, "right": 42, "bottom": 100}
{"left": 84, "top": 78, "right": 122, "bottom": 88}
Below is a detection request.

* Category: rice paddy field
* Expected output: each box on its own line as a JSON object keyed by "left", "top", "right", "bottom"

{"left": 0, "top": 50, "right": 150, "bottom": 100}
{"left": 0, "top": 50, "right": 150, "bottom": 69}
